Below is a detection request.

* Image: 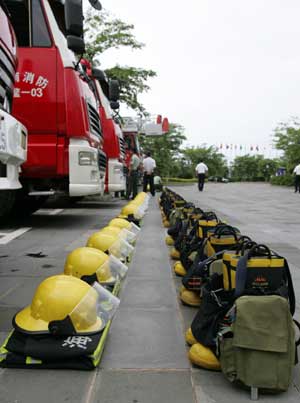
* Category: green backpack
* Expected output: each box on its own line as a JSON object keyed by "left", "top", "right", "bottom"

{"left": 217, "top": 295, "right": 300, "bottom": 396}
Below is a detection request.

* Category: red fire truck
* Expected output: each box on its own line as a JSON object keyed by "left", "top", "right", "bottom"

{"left": 0, "top": 1, "right": 27, "bottom": 217}
{"left": 4, "top": 0, "right": 106, "bottom": 215}
{"left": 92, "top": 68, "right": 126, "bottom": 195}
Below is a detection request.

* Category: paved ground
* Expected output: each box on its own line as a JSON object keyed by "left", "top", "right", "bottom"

{"left": 0, "top": 182, "right": 299, "bottom": 402}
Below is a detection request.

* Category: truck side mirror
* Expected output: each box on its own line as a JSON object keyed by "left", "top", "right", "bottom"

{"left": 110, "top": 101, "right": 120, "bottom": 110}
{"left": 67, "top": 36, "right": 85, "bottom": 54}
{"left": 88, "top": 0, "right": 102, "bottom": 10}
{"left": 65, "top": 0, "right": 84, "bottom": 38}
{"left": 109, "top": 80, "right": 120, "bottom": 102}
{"left": 92, "top": 68, "right": 107, "bottom": 82}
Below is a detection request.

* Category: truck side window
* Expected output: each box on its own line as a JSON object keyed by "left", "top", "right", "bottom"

{"left": 5, "top": 0, "right": 51, "bottom": 47}
{"left": 5, "top": 0, "right": 30, "bottom": 46}
{"left": 31, "top": 0, "right": 51, "bottom": 47}
{"left": 48, "top": 0, "right": 67, "bottom": 36}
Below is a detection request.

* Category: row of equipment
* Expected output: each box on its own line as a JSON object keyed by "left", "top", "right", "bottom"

{"left": 159, "top": 187, "right": 299, "bottom": 400}
{"left": 0, "top": 193, "right": 149, "bottom": 370}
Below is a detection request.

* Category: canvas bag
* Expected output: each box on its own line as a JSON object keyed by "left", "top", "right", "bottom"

{"left": 218, "top": 295, "right": 300, "bottom": 392}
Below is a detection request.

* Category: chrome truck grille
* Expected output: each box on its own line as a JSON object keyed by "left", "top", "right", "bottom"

{"left": 98, "top": 149, "right": 107, "bottom": 173}
{"left": 118, "top": 136, "right": 126, "bottom": 159}
{"left": 86, "top": 102, "right": 102, "bottom": 140}
{"left": 0, "top": 46, "right": 15, "bottom": 110}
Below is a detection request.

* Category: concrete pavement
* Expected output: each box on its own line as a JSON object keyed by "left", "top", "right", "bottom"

{"left": 0, "top": 183, "right": 299, "bottom": 402}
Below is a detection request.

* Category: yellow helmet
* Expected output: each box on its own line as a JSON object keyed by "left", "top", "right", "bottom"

{"left": 109, "top": 218, "right": 131, "bottom": 230}
{"left": 86, "top": 232, "right": 118, "bottom": 252}
{"left": 119, "top": 204, "right": 138, "bottom": 218}
{"left": 110, "top": 218, "right": 140, "bottom": 239}
{"left": 99, "top": 226, "right": 123, "bottom": 237}
{"left": 133, "top": 192, "right": 147, "bottom": 203}
{"left": 64, "top": 247, "right": 115, "bottom": 284}
{"left": 13, "top": 275, "right": 104, "bottom": 335}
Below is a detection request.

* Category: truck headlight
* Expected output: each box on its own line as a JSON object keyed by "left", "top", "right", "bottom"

{"left": 79, "top": 151, "right": 97, "bottom": 166}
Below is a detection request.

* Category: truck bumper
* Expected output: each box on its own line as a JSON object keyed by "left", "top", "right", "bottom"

{"left": 107, "top": 159, "right": 126, "bottom": 193}
{"left": 69, "top": 138, "right": 104, "bottom": 197}
{"left": 0, "top": 110, "right": 27, "bottom": 190}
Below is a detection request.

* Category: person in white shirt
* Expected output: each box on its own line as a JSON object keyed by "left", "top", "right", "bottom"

{"left": 195, "top": 160, "right": 208, "bottom": 191}
{"left": 143, "top": 151, "right": 156, "bottom": 196}
{"left": 293, "top": 163, "right": 300, "bottom": 193}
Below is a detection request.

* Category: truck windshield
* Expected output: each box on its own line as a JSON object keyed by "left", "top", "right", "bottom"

{"left": 5, "top": 0, "right": 51, "bottom": 47}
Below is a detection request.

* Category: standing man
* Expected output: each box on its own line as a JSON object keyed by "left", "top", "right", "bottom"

{"left": 293, "top": 163, "right": 300, "bottom": 193}
{"left": 195, "top": 160, "right": 208, "bottom": 191}
{"left": 143, "top": 151, "right": 156, "bottom": 196}
{"left": 126, "top": 148, "right": 141, "bottom": 199}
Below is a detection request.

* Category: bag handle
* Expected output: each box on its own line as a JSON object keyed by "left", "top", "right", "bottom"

{"left": 212, "top": 225, "right": 239, "bottom": 240}
{"left": 237, "top": 235, "right": 252, "bottom": 244}
{"left": 247, "top": 244, "right": 272, "bottom": 259}
{"left": 201, "top": 211, "right": 218, "bottom": 221}
{"left": 234, "top": 237, "right": 253, "bottom": 253}
{"left": 239, "top": 240, "right": 258, "bottom": 255}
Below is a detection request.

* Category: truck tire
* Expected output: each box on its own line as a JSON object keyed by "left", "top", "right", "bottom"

{"left": 0, "top": 190, "right": 17, "bottom": 218}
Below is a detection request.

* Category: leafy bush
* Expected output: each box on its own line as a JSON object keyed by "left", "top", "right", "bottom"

{"left": 162, "top": 177, "right": 197, "bottom": 183}
{"left": 270, "top": 175, "right": 294, "bottom": 186}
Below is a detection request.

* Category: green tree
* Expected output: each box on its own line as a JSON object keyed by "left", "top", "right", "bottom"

{"left": 84, "top": 8, "right": 156, "bottom": 114}
{"left": 231, "top": 155, "right": 261, "bottom": 181}
{"left": 257, "top": 158, "right": 279, "bottom": 181}
{"left": 105, "top": 66, "right": 156, "bottom": 114}
{"left": 139, "top": 124, "right": 187, "bottom": 177}
{"left": 182, "top": 146, "right": 228, "bottom": 178}
{"left": 273, "top": 118, "right": 300, "bottom": 172}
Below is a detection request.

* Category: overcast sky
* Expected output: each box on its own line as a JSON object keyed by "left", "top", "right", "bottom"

{"left": 91, "top": 0, "right": 300, "bottom": 151}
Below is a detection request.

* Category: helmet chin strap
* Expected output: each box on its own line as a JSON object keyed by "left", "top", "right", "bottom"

{"left": 48, "top": 316, "right": 77, "bottom": 337}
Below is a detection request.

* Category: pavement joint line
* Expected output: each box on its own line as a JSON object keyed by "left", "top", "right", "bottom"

{"left": 167, "top": 247, "right": 197, "bottom": 401}
{"left": 0, "top": 283, "right": 22, "bottom": 301}
{"left": 81, "top": 367, "right": 99, "bottom": 403}
{"left": 190, "top": 370, "right": 201, "bottom": 403}
{"left": 0, "top": 228, "right": 32, "bottom": 245}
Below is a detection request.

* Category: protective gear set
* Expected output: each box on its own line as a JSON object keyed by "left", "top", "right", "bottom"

{"left": 64, "top": 247, "right": 127, "bottom": 284}
{"left": 13, "top": 276, "right": 119, "bottom": 336}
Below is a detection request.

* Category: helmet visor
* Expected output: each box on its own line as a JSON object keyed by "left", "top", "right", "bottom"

{"left": 135, "top": 206, "right": 145, "bottom": 219}
{"left": 130, "top": 222, "right": 141, "bottom": 235}
{"left": 69, "top": 283, "right": 120, "bottom": 332}
{"left": 108, "top": 238, "right": 134, "bottom": 260}
{"left": 107, "top": 254, "right": 128, "bottom": 279}
{"left": 120, "top": 228, "right": 136, "bottom": 244}
{"left": 97, "top": 254, "right": 128, "bottom": 282}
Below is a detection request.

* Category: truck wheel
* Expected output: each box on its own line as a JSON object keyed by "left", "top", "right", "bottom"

{"left": 0, "top": 190, "right": 17, "bottom": 218}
